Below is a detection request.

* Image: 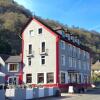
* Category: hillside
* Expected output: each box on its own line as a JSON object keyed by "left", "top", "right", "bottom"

{"left": 0, "top": 0, "right": 32, "bottom": 54}
{"left": 0, "top": 0, "right": 100, "bottom": 63}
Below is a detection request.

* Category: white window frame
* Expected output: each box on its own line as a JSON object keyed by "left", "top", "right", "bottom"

{"left": 28, "top": 44, "right": 33, "bottom": 55}
{"left": 26, "top": 73, "right": 32, "bottom": 83}
{"left": 41, "top": 55, "right": 46, "bottom": 65}
{"left": 46, "top": 72, "right": 54, "bottom": 83}
{"left": 60, "top": 72, "right": 66, "bottom": 84}
{"left": 40, "top": 40, "right": 46, "bottom": 53}
{"left": 8, "top": 63, "right": 19, "bottom": 72}
{"left": 28, "top": 57, "right": 31, "bottom": 66}
{"left": 61, "top": 55, "right": 65, "bottom": 66}
{"left": 38, "top": 28, "right": 42, "bottom": 34}
{"left": 8, "top": 76, "right": 18, "bottom": 85}
{"left": 37, "top": 73, "right": 44, "bottom": 84}
{"left": 61, "top": 40, "right": 65, "bottom": 50}
{"left": 60, "top": 71, "right": 68, "bottom": 84}
{"left": 29, "top": 30, "right": 34, "bottom": 36}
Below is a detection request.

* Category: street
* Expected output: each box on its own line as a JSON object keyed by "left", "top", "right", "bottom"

{"left": 37, "top": 88, "right": 100, "bottom": 100}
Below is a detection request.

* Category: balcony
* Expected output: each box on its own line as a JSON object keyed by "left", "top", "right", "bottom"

{"left": 39, "top": 49, "right": 48, "bottom": 56}
{"left": 26, "top": 50, "right": 34, "bottom": 57}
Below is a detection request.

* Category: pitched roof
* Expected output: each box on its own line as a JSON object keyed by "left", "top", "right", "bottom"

{"left": 0, "top": 54, "right": 9, "bottom": 61}
{"left": 22, "top": 16, "right": 90, "bottom": 52}
{"left": 92, "top": 60, "right": 100, "bottom": 70}
{"left": 5, "top": 55, "right": 21, "bottom": 63}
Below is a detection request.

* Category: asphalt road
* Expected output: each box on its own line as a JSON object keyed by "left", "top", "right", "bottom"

{"left": 37, "top": 88, "right": 100, "bottom": 100}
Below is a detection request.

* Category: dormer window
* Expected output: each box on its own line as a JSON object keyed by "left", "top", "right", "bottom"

{"left": 29, "top": 30, "right": 34, "bottom": 36}
{"left": 38, "top": 28, "right": 42, "bottom": 34}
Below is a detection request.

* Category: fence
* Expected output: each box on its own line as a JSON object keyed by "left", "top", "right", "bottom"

{"left": 0, "top": 90, "right": 5, "bottom": 100}
{"left": 5, "top": 87, "right": 60, "bottom": 100}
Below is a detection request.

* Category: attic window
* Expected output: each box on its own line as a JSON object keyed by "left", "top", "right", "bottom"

{"left": 29, "top": 30, "right": 34, "bottom": 36}
{"left": 38, "top": 28, "right": 42, "bottom": 34}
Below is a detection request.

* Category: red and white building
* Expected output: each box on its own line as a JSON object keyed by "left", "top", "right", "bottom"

{"left": 21, "top": 17, "right": 91, "bottom": 91}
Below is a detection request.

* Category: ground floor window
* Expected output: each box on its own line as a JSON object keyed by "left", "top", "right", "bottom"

{"left": 61, "top": 72, "right": 65, "bottom": 83}
{"left": 26, "top": 74, "right": 32, "bottom": 83}
{"left": 79, "top": 74, "right": 81, "bottom": 83}
{"left": 8, "top": 76, "right": 18, "bottom": 85}
{"left": 37, "top": 73, "right": 44, "bottom": 83}
{"left": 47, "top": 73, "right": 54, "bottom": 83}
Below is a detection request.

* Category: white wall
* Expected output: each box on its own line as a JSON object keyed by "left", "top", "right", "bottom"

{"left": 23, "top": 19, "right": 57, "bottom": 84}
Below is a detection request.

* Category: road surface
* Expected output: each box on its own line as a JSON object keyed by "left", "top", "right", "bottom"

{"left": 37, "top": 88, "right": 100, "bottom": 100}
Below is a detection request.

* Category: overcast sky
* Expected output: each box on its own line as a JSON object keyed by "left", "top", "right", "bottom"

{"left": 14, "top": 0, "right": 100, "bottom": 32}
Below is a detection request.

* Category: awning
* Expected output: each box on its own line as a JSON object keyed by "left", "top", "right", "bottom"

{"left": 0, "top": 72, "right": 5, "bottom": 77}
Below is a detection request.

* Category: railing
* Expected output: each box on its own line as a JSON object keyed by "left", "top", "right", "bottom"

{"left": 39, "top": 49, "right": 48, "bottom": 56}
{"left": 26, "top": 50, "right": 34, "bottom": 57}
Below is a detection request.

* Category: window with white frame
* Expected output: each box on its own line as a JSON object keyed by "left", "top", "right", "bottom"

{"left": 8, "top": 77, "right": 13, "bottom": 84}
{"left": 70, "top": 57, "right": 72, "bottom": 67}
{"left": 87, "top": 62, "right": 90, "bottom": 70}
{"left": 47, "top": 73, "right": 54, "bottom": 83}
{"left": 74, "top": 59, "right": 76, "bottom": 68}
{"left": 8, "top": 76, "right": 18, "bottom": 85}
{"left": 37, "top": 73, "right": 44, "bottom": 83}
{"left": 70, "top": 45, "right": 73, "bottom": 56}
{"left": 28, "top": 57, "right": 31, "bottom": 66}
{"left": 83, "top": 51, "right": 85, "bottom": 59}
{"left": 86, "top": 52, "right": 90, "bottom": 60}
{"left": 79, "top": 60, "right": 81, "bottom": 69}
{"left": 29, "top": 44, "right": 32, "bottom": 54}
{"left": 84, "top": 61, "right": 86, "bottom": 70}
{"left": 38, "top": 28, "right": 42, "bottom": 34}
{"left": 61, "top": 72, "right": 65, "bottom": 83}
{"left": 61, "top": 55, "right": 65, "bottom": 66}
{"left": 69, "top": 57, "right": 71, "bottom": 67}
{"left": 8, "top": 63, "right": 19, "bottom": 72}
{"left": 41, "top": 56, "right": 45, "bottom": 65}
{"left": 41, "top": 42, "right": 45, "bottom": 52}
{"left": 26, "top": 74, "right": 32, "bottom": 83}
{"left": 61, "top": 40, "right": 65, "bottom": 49}
{"left": 72, "top": 58, "right": 74, "bottom": 67}
{"left": 78, "top": 48, "right": 80, "bottom": 59}
{"left": 29, "top": 30, "right": 34, "bottom": 36}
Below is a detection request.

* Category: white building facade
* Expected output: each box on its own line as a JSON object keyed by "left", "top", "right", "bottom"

{"left": 22, "top": 17, "right": 91, "bottom": 90}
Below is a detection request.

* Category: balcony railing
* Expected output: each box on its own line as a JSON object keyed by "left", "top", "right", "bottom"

{"left": 26, "top": 50, "right": 34, "bottom": 57}
{"left": 39, "top": 49, "right": 48, "bottom": 56}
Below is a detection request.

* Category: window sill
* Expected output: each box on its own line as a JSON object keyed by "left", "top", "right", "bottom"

{"left": 8, "top": 71, "right": 19, "bottom": 72}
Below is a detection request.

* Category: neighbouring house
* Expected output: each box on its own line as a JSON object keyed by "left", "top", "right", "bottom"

{"left": 92, "top": 60, "right": 100, "bottom": 74}
{"left": 5, "top": 55, "right": 22, "bottom": 85}
{"left": 21, "top": 17, "right": 91, "bottom": 91}
{"left": 0, "top": 54, "right": 9, "bottom": 84}
{"left": 91, "top": 60, "right": 100, "bottom": 86}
